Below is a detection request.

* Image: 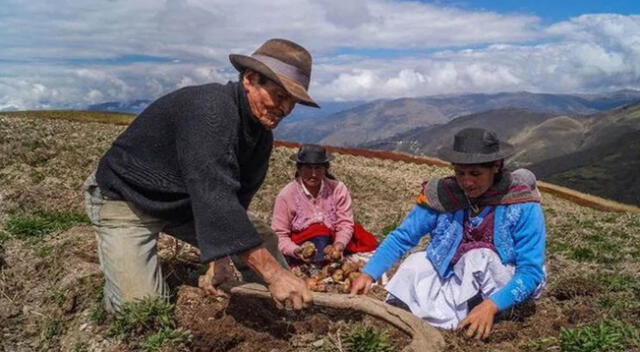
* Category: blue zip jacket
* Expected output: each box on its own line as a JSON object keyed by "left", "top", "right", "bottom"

{"left": 363, "top": 202, "right": 545, "bottom": 311}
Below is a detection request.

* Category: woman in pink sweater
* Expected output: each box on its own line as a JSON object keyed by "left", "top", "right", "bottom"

{"left": 271, "top": 144, "right": 377, "bottom": 265}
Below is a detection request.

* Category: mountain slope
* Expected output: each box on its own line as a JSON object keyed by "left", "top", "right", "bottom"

{"left": 363, "top": 108, "right": 557, "bottom": 160}
{"left": 530, "top": 130, "right": 640, "bottom": 206}
{"left": 276, "top": 90, "right": 640, "bottom": 146}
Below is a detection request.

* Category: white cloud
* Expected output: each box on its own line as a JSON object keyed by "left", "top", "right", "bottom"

{"left": 0, "top": 1, "right": 638, "bottom": 110}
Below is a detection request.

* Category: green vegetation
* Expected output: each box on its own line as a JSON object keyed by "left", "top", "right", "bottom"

{"left": 50, "top": 289, "right": 67, "bottom": 307}
{"left": 4, "top": 211, "right": 89, "bottom": 239}
{"left": 108, "top": 297, "right": 176, "bottom": 337}
{"left": 72, "top": 341, "right": 89, "bottom": 352}
{"left": 524, "top": 336, "right": 559, "bottom": 351}
{"left": 43, "top": 319, "right": 62, "bottom": 341}
{"left": 342, "top": 325, "right": 394, "bottom": 352}
{"left": 89, "top": 285, "right": 108, "bottom": 325}
{"left": 143, "top": 328, "right": 192, "bottom": 352}
{"left": 106, "top": 297, "right": 191, "bottom": 351}
{"left": 559, "top": 320, "right": 639, "bottom": 352}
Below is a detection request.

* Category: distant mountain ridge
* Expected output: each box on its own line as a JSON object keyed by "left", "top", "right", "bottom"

{"left": 87, "top": 100, "right": 151, "bottom": 114}
{"left": 365, "top": 101, "right": 640, "bottom": 206}
{"left": 274, "top": 90, "right": 640, "bottom": 146}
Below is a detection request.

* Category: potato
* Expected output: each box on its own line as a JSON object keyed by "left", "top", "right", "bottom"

{"left": 331, "top": 269, "right": 344, "bottom": 282}
{"left": 341, "top": 261, "right": 358, "bottom": 275}
{"left": 328, "top": 249, "right": 342, "bottom": 261}
{"left": 300, "top": 241, "right": 316, "bottom": 259}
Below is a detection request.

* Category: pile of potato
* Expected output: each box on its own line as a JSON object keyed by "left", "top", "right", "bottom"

{"left": 292, "top": 241, "right": 365, "bottom": 293}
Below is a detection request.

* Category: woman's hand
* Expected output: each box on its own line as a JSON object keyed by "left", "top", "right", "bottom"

{"left": 294, "top": 247, "right": 313, "bottom": 263}
{"left": 457, "top": 299, "right": 498, "bottom": 339}
{"left": 324, "top": 242, "right": 345, "bottom": 261}
{"left": 349, "top": 273, "right": 374, "bottom": 295}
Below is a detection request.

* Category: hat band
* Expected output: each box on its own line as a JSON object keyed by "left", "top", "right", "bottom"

{"left": 252, "top": 54, "right": 309, "bottom": 88}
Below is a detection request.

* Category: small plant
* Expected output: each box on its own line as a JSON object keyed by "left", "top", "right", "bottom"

{"left": 559, "top": 319, "right": 637, "bottom": 352}
{"left": 4, "top": 211, "right": 89, "bottom": 239}
{"left": 523, "top": 336, "right": 559, "bottom": 351}
{"left": 0, "top": 230, "right": 9, "bottom": 244}
{"left": 342, "top": 325, "right": 393, "bottom": 352}
{"left": 72, "top": 341, "right": 89, "bottom": 352}
{"left": 50, "top": 289, "right": 67, "bottom": 307}
{"left": 43, "top": 319, "right": 62, "bottom": 341}
{"left": 107, "top": 297, "right": 176, "bottom": 337}
{"left": 35, "top": 243, "right": 53, "bottom": 258}
{"left": 90, "top": 282, "right": 108, "bottom": 325}
{"left": 142, "top": 328, "right": 192, "bottom": 352}
{"left": 568, "top": 247, "right": 597, "bottom": 262}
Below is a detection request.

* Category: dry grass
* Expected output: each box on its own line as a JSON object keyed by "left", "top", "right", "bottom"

{"left": 1, "top": 111, "right": 639, "bottom": 352}
{"left": 1, "top": 110, "right": 134, "bottom": 125}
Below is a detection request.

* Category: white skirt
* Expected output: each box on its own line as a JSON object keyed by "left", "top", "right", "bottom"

{"left": 385, "top": 248, "right": 537, "bottom": 330}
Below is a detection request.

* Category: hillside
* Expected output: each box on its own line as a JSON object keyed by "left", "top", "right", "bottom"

{"left": 529, "top": 130, "right": 640, "bottom": 205}
{"left": 1, "top": 112, "right": 640, "bottom": 352}
{"left": 274, "top": 90, "right": 640, "bottom": 146}
{"left": 362, "top": 108, "right": 556, "bottom": 161}
{"left": 364, "top": 102, "right": 640, "bottom": 206}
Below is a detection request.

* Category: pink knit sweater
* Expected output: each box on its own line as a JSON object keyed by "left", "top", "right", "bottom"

{"left": 271, "top": 177, "right": 354, "bottom": 257}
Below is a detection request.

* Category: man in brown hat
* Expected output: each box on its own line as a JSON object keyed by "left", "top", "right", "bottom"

{"left": 84, "top": 38, "right": 317, "bottom": 312}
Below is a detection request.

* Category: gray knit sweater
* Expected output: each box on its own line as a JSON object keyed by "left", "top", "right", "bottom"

{"left": 95, "top": 81, "right": 273, "bottom": 262}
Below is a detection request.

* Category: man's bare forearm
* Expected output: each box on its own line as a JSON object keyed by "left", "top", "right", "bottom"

{"left": 239, "top": 246, "right": 283, "bottom": 284}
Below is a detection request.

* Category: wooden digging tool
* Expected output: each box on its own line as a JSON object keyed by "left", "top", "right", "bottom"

{"left": 223, "top": 282, "right": 445, "bottom": 352}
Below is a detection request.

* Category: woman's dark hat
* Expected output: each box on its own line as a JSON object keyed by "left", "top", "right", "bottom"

{"left": 290, "top": 144, "right": 334, "bottom": 163}
{"left": 437, "top": 128, "right": 514, "bottom": 164}
{"left": 229, "top": 38, "right": 319, "bottom": 108}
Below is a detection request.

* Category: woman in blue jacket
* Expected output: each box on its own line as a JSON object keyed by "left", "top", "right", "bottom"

{"left": 351, "top": 128, "right": 546, "bottom": 340}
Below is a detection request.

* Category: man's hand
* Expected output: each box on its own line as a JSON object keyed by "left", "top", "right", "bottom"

{"left": 198, "top": 256, "right": 235, "bottom": 297}
{"left": 349, "top": 273, "right": 374, "bottom": 295}
{"left": 266, "top": 267, "right": 313, "bottom": 310}
{"left": 240, "top": 246, "right": 313, "bottom": 310}
{"left": 457, "top": 299, "right": 499, "bottom": 339}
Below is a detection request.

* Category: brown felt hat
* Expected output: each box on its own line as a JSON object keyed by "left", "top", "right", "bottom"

{"left": 229, "top": 38, "right": 319, "bottom": 108}
{"left": 438, "top": 128, "right": 514, "bottom": 164}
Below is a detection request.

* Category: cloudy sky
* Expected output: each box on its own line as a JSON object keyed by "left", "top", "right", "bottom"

{"left": 1, "top": 0, "right": 639, "bottom": 110}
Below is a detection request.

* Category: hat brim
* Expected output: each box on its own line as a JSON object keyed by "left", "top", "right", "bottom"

{"left": 229, "top": 54, "right": 320, "bottom": 108}
{"left": 437, "top": 142, "right": 514, "bottom": 164}
{"left": 289, "top": 153, "right": 334, "bottom": 163}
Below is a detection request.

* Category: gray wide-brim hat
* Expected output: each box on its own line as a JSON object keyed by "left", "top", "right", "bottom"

{"left": 437, "top": 128, "right": 514, "bottom": 164}
{"left": 290, "top": 144, "right": 334, "bottom": 163}
{"left": 229, "top": 38, "right": 319, "bottom": 108}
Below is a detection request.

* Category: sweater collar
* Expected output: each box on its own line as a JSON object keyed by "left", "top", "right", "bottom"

{"left": 231, "top": 80, "right": 265, "bottom": 133}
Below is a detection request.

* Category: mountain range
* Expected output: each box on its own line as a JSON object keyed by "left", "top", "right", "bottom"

{"left": 274, "top": 90, "right": 640, "bottom": 146}
{"left": 365, "top": 101, "right": 640, "bottom": 205}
